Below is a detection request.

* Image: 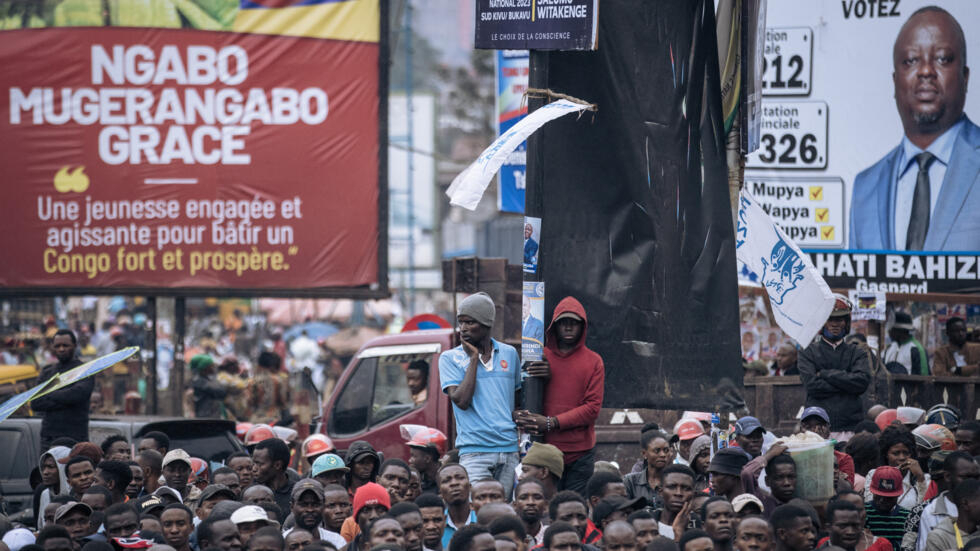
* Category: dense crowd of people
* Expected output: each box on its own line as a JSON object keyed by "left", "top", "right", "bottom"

{"left": 4, "top": 291, "right": 980, "bottom": 551}
{"left": 5, "top": 394, "right": 980, "bottom": 551}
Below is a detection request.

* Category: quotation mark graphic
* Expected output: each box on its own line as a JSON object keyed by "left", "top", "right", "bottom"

{"left": 54, "top": 166, "right": 90, "bottom": 193}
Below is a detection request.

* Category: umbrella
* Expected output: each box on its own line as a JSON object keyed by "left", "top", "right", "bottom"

{"left": 283, "top": 321, "right": 339, "bottom": 342}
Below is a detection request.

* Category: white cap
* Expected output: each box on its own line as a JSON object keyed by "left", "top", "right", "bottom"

{"left": 731, "top": 493, "right": 765, "bottom": 513}
{"left": 3, "top": 529, "right": 36, "bottom": 551}
{"left": 230, "top": 505, "right": 272, "bottom": 525}
{"left": 162, "top": 449, "right": 192, "bottom": 468}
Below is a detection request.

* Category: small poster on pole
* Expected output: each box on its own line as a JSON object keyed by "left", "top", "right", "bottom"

{"left": 522, "top": 281, "right": 545, "bottom": 361}
{"left": 523, "top": 216, "right": 541, "bottom": 274}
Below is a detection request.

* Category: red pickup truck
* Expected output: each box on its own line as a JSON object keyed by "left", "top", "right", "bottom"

{"left": 319, "top": 328, "right": 458, "bottom": 462}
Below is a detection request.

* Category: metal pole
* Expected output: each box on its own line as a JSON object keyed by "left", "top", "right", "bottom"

{"left": 404, "top": 0, "right": 416, "bottom": 316}
{"left": 147, "top": 296, "right": 158, "bottom": 414}
{"left": 172, "top": 297, "right": 186, "bottom": 416}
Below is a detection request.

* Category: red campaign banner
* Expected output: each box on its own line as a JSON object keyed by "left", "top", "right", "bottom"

{"left": 0, "top": 26, "right": 382, "bottom": 294}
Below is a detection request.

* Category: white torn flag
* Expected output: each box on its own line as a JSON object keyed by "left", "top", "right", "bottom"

{"left": 736, "top": 190, "right": 835, "bottom": 344}
{"left": 447, "top": 99, "right": 591, "bottom": 210}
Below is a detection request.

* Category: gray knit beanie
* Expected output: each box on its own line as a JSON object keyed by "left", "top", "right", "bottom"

{"left": 688, "top": 435, "right": 712, "bottom": 463}
{"left": 457, "top": 292, "right": 496, "bottom": 327}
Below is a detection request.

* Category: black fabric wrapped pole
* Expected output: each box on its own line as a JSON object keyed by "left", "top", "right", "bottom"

{"left": 530, "top": 0, "right": 742, "bottom": 410}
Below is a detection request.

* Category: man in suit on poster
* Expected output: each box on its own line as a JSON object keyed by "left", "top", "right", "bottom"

{"left": 524, "top": 223, "right": 539, "bottom": 267}
{"left": 522, "top": 294, "right": 545, "bottom": 349}
{"left": 850, "top": 7, "right": 980, "bottom": 251}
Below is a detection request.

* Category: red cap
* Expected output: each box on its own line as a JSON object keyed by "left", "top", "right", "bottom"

{"left": 870, "top": 466, "right": 904, "bottom": 497}
{"left": 352, "top": 482, "right": 390, "bottom": 520}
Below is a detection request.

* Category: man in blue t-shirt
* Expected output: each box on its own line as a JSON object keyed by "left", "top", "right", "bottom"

{"left": 439, "top": 292, "right": 521, "bottom": 496}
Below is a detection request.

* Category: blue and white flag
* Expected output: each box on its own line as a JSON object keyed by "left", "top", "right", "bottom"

{"left": 447, "top": 99, "right": 591, "bottom": 210}
{"left": 0, "top": 379, "right": 53, "bottom": 423}
{"left": 32, "top": 347, "right": 140, "bottom": 399}
{"left": 736, "top": 190, "right": 835, "bottom": 344}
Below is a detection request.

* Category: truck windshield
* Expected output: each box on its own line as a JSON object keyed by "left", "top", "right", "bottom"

{"left": 329, "top": 352, "right": 433, "bottom": 436}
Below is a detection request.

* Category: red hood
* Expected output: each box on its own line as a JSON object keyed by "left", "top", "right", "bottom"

{"left": 546, "top": 296, "right": 588, "bottom": 355}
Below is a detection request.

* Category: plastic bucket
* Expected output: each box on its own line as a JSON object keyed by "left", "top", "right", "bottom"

{"left": 786, "top": 440, "right": 834, "bottom": 504}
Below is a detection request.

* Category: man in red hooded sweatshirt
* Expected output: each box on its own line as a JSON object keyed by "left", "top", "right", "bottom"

{"left": 515, "top": 296, "right": 604, "bottom": 497}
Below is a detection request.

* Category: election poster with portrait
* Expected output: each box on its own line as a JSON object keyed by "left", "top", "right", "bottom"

{"left": 496, "top": 50, "right": 528, "bottom": 214}
{"left": 0, "top": 0, "right": 386, "bottom": 296}
{"left": 522, "top": 281, "right": 545, "bottom": 361}
{"left": 746, "top": 0, "right": 980, "bottom": 293}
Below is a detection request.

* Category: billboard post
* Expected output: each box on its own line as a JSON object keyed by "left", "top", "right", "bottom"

{"left": 744, "top": 1, "right": 980, "bottom": 295}
{"left": 0, "top": 1, "right": 388, "bottom": 298}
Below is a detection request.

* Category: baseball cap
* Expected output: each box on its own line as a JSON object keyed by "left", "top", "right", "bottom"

{"left": 137, "top": 496, "right": 165, "bottom": 514}
{"left": 801, "top": 407, "right": 830, "bottom": 424}
{"left": 230, "top": 505, "right": 274, "bottom": 526}
{"left": 521, "top": 442, "right": 565, "bottom": 478}
{"left": 162, "top": 449, "right": 192, "bottom": 469}
{"left": 731, "top": 494, "right": 765, "bottom": 514}
{"left": 708, "top": 448, "right": 750, "bottom": 476}
{"left": 870, "top": 466, "right": 903, "bottom": 497}
{"left": 292, "top": 479, "right": 326, "bottom": 501}
{"left": 312, "top": 453, "right": 350, "bottom": 477}
{"left": 153, "top": 486, "right": 183, "bottom": 503}
{"left": 553, "top": 311, "right": 583, "bottom": 323}
{"left": 54, "top": 501, "right": 93, "bottom": 523}
{"left": 58, "top": 442, "right": 103, "bottom": 464}
{"left": 735, "top": 416, "right": 765, "bottom": 436}
{"left": 3, "top": 528, "right": 36, "bottom": 551}
{"left": 199, "top": 484, "right": 236, "bottom": 504}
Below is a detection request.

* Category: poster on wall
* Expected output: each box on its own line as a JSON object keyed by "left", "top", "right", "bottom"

{"left": 748, "top": 1, "right": 980, "bottom": 294}
{"left": 0, "top": 0, "right": 386, "bottom": 296}
{"left": 496, "top": 50, "right": 528, "bottom": 213}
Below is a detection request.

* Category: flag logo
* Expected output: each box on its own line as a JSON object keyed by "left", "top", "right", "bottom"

{"left": 760, "top": 234, "right": 805, "bottom": 305}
